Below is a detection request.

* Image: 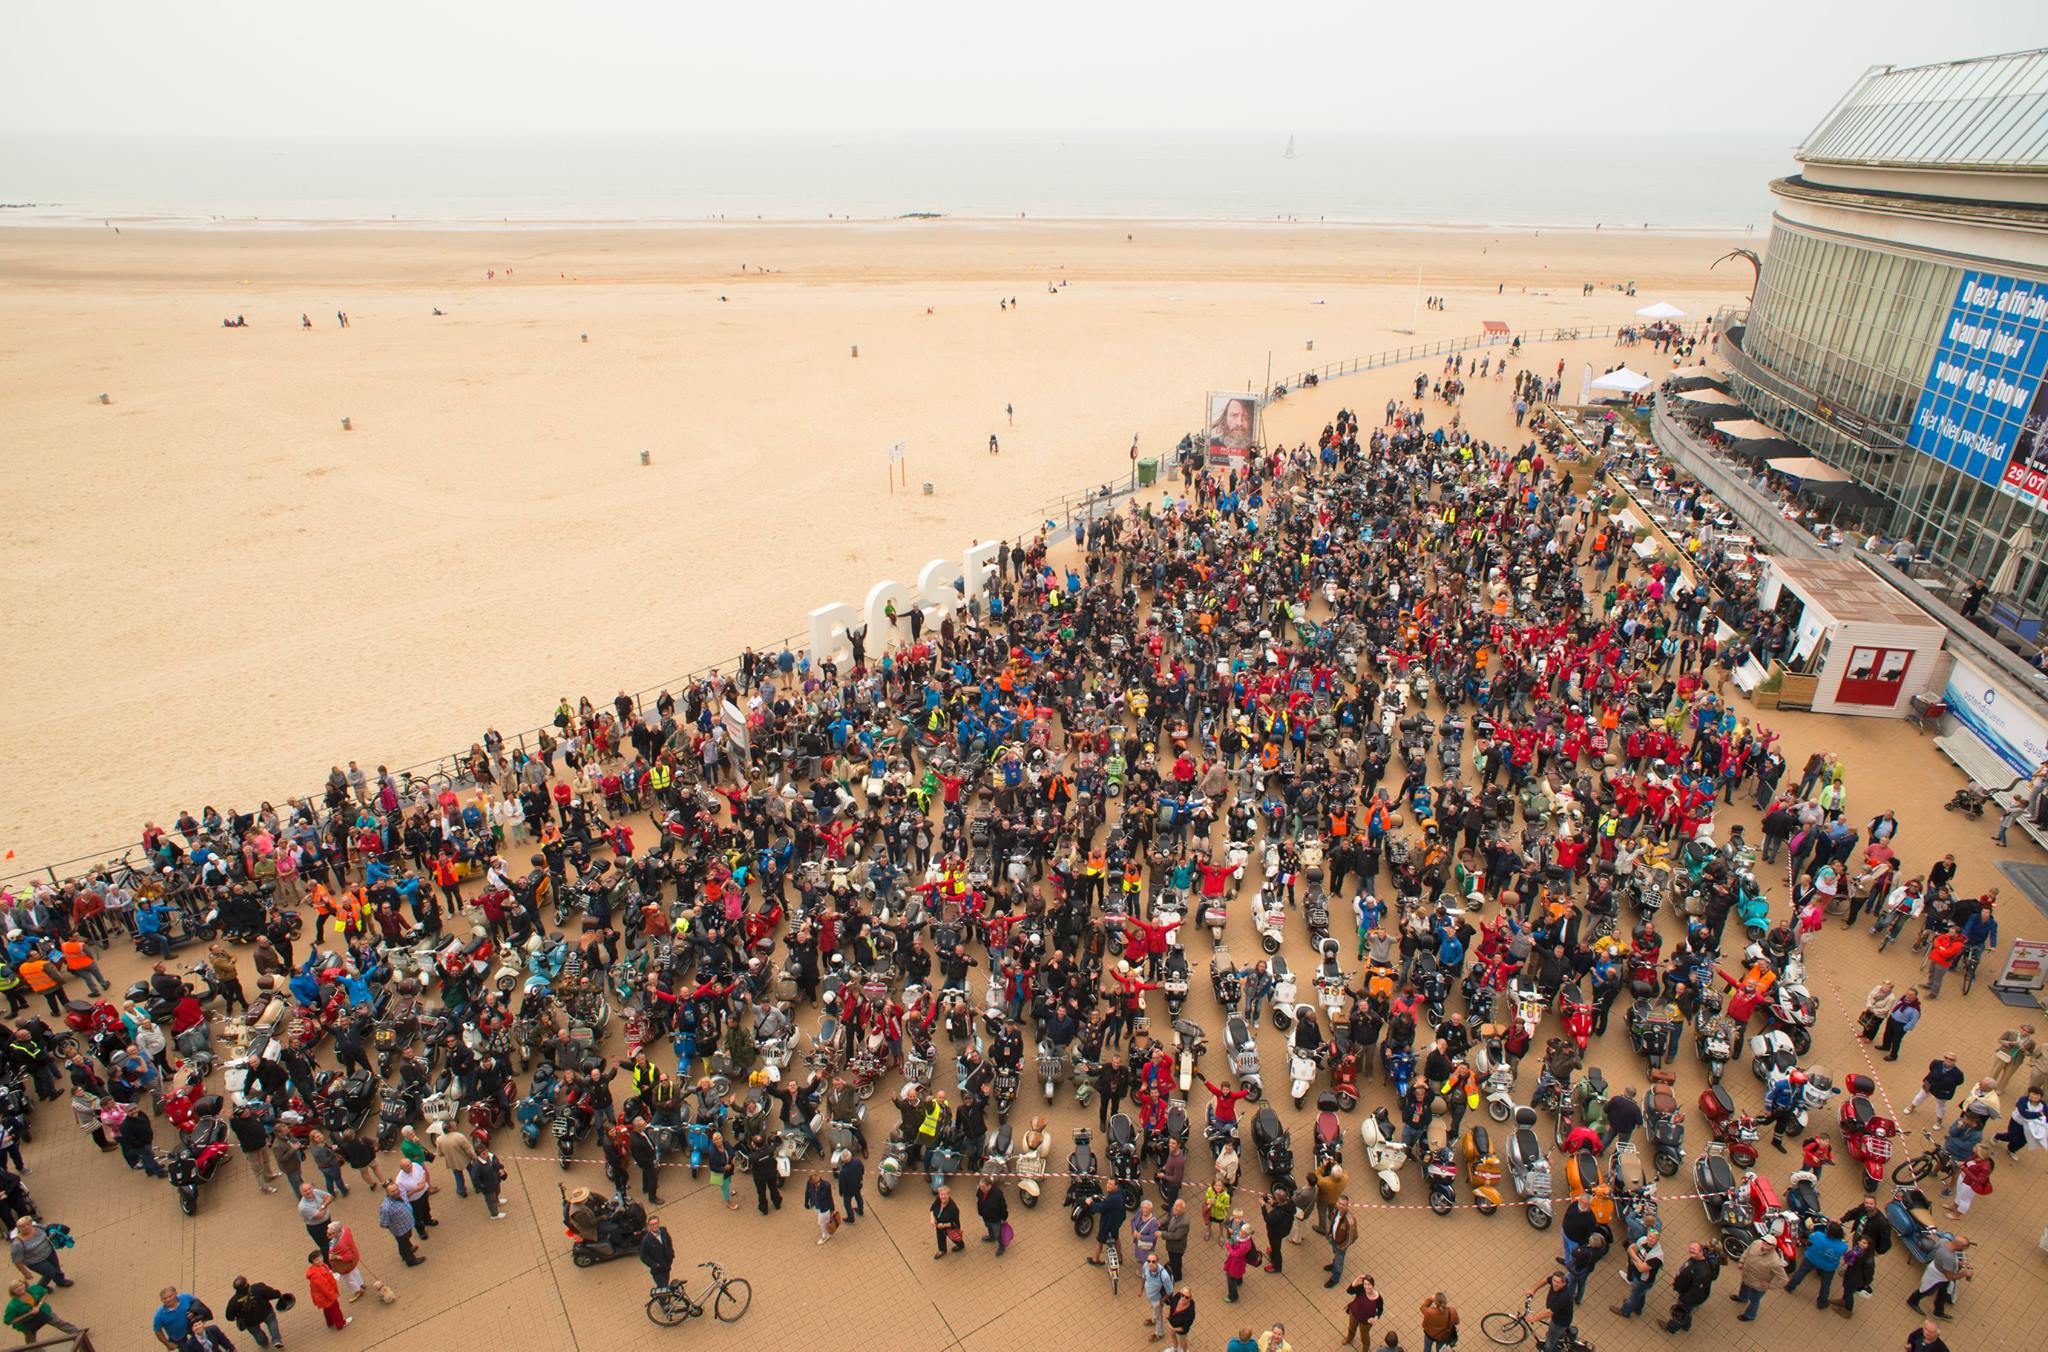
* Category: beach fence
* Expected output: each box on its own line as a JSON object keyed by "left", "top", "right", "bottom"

{"left": 1273, "top": 325, "right": 1620, "bottom": 395}
{"left": 5, "top": 328, "right": 1641, "bottom": 890}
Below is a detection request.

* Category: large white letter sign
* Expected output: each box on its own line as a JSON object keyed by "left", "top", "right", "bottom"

{"left": 807, "top": 601, "right": 859, "bottom": 667}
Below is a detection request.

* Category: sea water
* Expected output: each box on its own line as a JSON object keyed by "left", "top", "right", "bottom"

{"left": 0, "top": 130, "right": 1783, "bottom": 230}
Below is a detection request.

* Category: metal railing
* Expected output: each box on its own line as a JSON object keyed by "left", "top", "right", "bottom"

{"left": 1274, "top": 325, "right": 1622, "bottom": 394}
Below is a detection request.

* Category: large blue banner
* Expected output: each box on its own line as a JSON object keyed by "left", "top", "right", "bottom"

{"left": 1908, "top": 269, "right": 2048, "bottom": 509}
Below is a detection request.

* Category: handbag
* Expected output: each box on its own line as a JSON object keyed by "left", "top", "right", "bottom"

{"left": 1000, "top": 1221, "right": 1014, "bottom": 1248}
{"left": 827, "top": 1212, "right": 841, "bottom": 1235}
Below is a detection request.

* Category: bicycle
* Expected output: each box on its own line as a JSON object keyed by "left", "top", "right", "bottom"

{"left": 1959, "top": 944, "right": 1985, "bottom": 996}
{"left": 1104, "top": 1237, "right": 1121, "bottom": 1296}
{"left": 1482, "top": 1297, "right": 1537, "bottom": 1345}
{"left": 1890, "top": 1130, "right": 1961, "bottom": 1189}
{"left": 645, "top": 1261, "right": 753, "bottom": 1328}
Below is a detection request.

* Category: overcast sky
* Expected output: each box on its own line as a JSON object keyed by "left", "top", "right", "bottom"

{"left": 2, "top": 1, "right": 2037, "bottom": 141}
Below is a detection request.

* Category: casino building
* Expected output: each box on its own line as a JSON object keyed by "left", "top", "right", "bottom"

{"left": 1719, "top": 47, "right": 2048, "bottom": 617}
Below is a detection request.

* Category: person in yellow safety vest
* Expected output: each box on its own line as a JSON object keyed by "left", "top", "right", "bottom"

{"left": 0, "top": 962, "right": 23, "bottom": 1018}
{"left": 918, "top": 1094, "right": 950, "bottom": 1161}
{"left": 648, "top": 762, "right": 672, "bottom": 798}
{"left": 1441, "top": 1063, "right": 1481, "bottom": 1111}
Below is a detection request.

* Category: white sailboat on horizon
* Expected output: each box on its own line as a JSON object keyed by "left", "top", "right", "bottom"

{"left": 1284, "top": 135, "right": 1296, "bottom": 160}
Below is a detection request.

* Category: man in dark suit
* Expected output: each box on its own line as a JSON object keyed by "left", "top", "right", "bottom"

{"left": 639, "top": 1215, "right": 675, "bottom": 1292}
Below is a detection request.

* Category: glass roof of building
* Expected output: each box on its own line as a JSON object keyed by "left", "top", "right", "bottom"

{"left": 1797, "top": 48, "right": 2048, "bottom": 171}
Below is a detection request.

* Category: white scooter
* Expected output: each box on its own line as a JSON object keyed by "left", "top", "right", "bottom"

{"left": 1254, "top": 888, "right": 1287, "bottom": 955}
{"left": 1314, "top": 940, "right": 1349, "bottom": 1023}
{"left": 1288, "top": 1028, "right": 1322, "bottom": 1109}
{"left": 1172, "top": 1019, "right": 1207, "bottom": 1094}
{"left": 1268, "top": 957, "right": 1300, "bottom": 1032}
{"left": 1473, "top": 1030, "right": 1518, "bottom": 1122}
{"left": 1014, "top": 1118, "right": 1051, "bottom": 1207}
{"left": 1036, "top": 1039, "right": 1065, "bottom": 1102}
{"left": 1199, "top": 892, "right": 1231, "bottom": 945}
{"left": 1359, "top": 1107, "right": 1406, "bottom": 1199}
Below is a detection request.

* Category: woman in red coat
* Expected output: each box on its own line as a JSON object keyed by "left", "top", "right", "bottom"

{"left": 305, "top": 1252, "right": 350, "bottom": 1330}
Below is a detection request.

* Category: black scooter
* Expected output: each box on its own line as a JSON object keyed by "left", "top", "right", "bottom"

{"left": 1065, "top": 1129, "right": 1103, "bottom": 1237}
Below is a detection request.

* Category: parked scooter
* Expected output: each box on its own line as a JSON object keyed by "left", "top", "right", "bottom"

{"left": 1504, "top": 1106, "right": 1554, "bottom": 1229}
{"left": 1268, "top": 958, "right": 1299, "bottom": 1033}
{"left": 1312, "top": 1092, "right": 1345, "bottom": 1168}
{"left": 1423, "top": 1111, "right": 1459, "bottom": 1216}
{"left": 1358, "top": 1107, "right": 1406, "bottom": 1200}
{"left": 1253, "top": 888, "right": 1286, "bottom": 954}
{"left": 1692, "top": 991, "right": 1739, "bottom": 1084}
{"left": 1288, "top": 1028, "right": 1322, "bottom": 1109}
{"left": 1460, "top": 1124, "right": 1504, "bottom": 1215}
{"left": 1065, "top": 1129, "right": 1104, "bottom": 1237}
{"left": 1839, "top": 1073, "right": 1897, "bottom": 1194}
{"left": 1106, "top": 1112, "right": 1142, "bottom": 1207}
{"left": 1223, "top": 1015, "right": 1263, "bottom": 1101}
{"left": 1644, "top": 1069, "right": 1686, "bottom": 1179}
{"left": 1697, "top": 1083, "right": 1760, "bottom": 1168}
{"left": 1886, "top": 1183, "right": 1954, "bottom": 1265}
{"left": 1037, "top": 1039, "right": 1066, "bottom": 1102}
{"left": 1013, "top": 1117, "right": 1051, "bottom": 1208}
{"left": 1250, "top": 1105, "right": 1293, "bottom": 1179}
{"left": 1172, "top": 1019, "right": 1207, "bottom": 1094}
{"left": 165, "top": 1110, "right": 231, "bottom": 1215}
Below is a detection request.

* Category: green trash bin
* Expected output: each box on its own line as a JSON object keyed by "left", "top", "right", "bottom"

{"left": 1137, "top": 457, "right": 1158, "bottom": 487}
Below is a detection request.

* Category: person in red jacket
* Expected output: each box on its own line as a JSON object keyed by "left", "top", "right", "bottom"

{"left": 1108, "top": 964, "right": 1160, "bottom": 1046}
{"left": 1202, "top": 1078, "right": 1252, "bottom": 1131}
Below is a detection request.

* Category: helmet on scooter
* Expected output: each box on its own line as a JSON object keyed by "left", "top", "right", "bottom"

{"left": 1788, "top": 1070, "right": 1808, "bottom": 1087}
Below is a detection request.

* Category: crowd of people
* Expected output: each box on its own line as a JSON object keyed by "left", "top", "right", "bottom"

{"left": 0, "top": 359, "right": 2036, "bottom": 1352}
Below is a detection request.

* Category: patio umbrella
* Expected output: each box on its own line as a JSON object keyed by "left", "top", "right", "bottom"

{"left": 1989, "top": 522, "right": 2034, "bottom": 595}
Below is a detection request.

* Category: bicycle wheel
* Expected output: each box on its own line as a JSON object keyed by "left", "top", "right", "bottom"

{"left": 644, "top": 1292, "right": 689, "bottom": 1328}
{"left": 1481, "top": 1311, "right": 1531, "bottom": 1346}
{"left": 713, "top": 1278, "right": 752, "bottom": 1323}
{"left": 1892, "top": 1154, "right": 1934, "bottom": 1185}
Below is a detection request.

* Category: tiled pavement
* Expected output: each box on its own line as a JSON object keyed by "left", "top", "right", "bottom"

{"left": 21, "top": 340, "right": 2048, "bottom": 1350}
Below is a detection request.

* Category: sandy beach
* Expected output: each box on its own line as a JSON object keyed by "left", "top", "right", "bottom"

{"left": 0, "top": 221, "right": 1748, "bottom": 874}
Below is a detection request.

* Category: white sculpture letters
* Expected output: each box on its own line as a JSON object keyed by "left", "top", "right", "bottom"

{"left": 806, "top": 539, "right": 1000, "bottom": 666}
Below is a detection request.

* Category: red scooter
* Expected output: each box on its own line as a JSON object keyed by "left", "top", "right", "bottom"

{"left": 1557, "top": 983, "right": 1594, "bottom": 1053}
{"left": 1626, "top": 926, "right": 1662, "bottom": 997}
{"left": 1838, "top": 1073, "right": 1896, "bottom": 1193}
{"left": 1697, "top": 1084, "right": 1760, "bottom": 1167}
{"left": 1327, "top": 1050, "right": 1362, "bottom": 1112}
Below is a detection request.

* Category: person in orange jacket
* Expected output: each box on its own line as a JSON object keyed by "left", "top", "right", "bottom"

{"left": 1926, "top": 929, "right": 1967, "bottom": 998}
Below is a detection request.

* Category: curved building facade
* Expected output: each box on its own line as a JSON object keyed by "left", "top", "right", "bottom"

{"left": 1728, "top": 48, "right": 2048, "bottom": 615}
